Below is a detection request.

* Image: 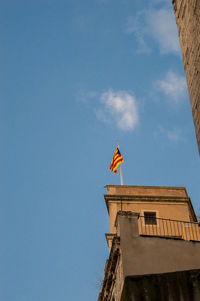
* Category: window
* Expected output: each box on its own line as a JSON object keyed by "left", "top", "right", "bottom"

{"left": 144, "top": 212, "right": 157, "bottom": 225}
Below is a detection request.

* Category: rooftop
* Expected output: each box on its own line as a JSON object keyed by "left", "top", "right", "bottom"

{"left": 105, "top": 185, "right": 188, "bottom": 198}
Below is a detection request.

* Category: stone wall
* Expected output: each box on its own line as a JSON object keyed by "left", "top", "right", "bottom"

{"left": 98, "top": 237, "right": 122, "bottom": 301}
{"left": 172, "top": 0, "right": 200, "bottom": 154}
{"left": 111, "top": 256, "right": 124, "bottom": 301}
{"left": 121, "top": 270, "right": 200, "bottom": 301}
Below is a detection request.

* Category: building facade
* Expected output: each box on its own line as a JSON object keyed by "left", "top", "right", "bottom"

{"left": 172, "top": 0, "right": 200, "bottom": 154}
{"left": 98, "top": 185, "right": 200, "bottom": 301}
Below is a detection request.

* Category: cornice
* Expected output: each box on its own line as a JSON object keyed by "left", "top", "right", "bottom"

{"left": 104, "top": 194, "right": 190, "bottom": 202}
{"left": 104, "top": 194, "right": 197, "bottom": 222}
{"left": 105, "top": 184, "right": 187, "bottom": 192}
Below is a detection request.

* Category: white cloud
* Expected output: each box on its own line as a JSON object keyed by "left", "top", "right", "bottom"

{"left": 97, "top": 89, "right": 139, "bottom": 131}
{"left": 124, "top": 14, "right": 151, "bottom": 54}
{"left": 155, "top": 126, "right": 183, "bottom": 142}
{"left": 124, "top": 8, "right": 180, "bottom": 55}
{"left": 156, "top": 71, "right": 187, "bottom": 102}
{"left": 148, "top": 9, "right": 179, "bottom": 55}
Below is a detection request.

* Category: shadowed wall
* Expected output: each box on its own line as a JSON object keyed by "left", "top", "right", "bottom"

{"left": 121, "top": 270, "right": 200, "bottom": 301}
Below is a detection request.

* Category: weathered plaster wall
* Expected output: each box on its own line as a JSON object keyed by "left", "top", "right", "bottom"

{"left": 118, "top": 213, "right": 200, "bottom": 278}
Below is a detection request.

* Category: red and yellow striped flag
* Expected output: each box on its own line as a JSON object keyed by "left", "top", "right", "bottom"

{"left": 110, "top": 147, "right": 124, "bottom": 174}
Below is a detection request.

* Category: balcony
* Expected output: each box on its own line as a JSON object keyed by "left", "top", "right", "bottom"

{"left": 138, "top": 216, "right": 200, "bottom": 242}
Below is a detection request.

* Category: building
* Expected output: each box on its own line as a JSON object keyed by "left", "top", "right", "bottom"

{"left": 172, "top": 0, "right": 200, "bottom": 154}
{"left": 98, "top": 185, "right": 200, "bottom": 301}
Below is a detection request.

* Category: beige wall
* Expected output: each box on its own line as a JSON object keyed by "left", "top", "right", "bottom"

{"left": 104, "top": 186, "right": 195, "bottom": 235}
{"left": 108, "top": 201, "right": 192, "bottom": 234}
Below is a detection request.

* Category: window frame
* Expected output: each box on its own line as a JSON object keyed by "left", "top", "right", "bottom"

{"left": 144, "top": 211, "right": 157, "bottom": 225}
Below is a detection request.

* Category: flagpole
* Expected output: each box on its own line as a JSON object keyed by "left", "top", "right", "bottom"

{"left": 117, "top": 140, "right": 124, "bottom": 185}
{"left": 119, "top": 165, "right": 123, "bottom": 185}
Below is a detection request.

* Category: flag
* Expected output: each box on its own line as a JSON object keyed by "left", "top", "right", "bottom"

{"left": 110, "top": 147, "right": 124, "bottom": 174}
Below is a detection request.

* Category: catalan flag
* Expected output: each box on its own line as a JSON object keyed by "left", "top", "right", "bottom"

{"left": 110, "top": 147, "right": 124, "bottom": 174}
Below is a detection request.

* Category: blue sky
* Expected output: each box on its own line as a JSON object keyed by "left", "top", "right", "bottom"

{"left": 1, "top": 0, "right": 199, "bottom": 300}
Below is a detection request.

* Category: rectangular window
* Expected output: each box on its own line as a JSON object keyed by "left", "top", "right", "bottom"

{"left": 144, "top": 212, "right": 157, "bottom": 225}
